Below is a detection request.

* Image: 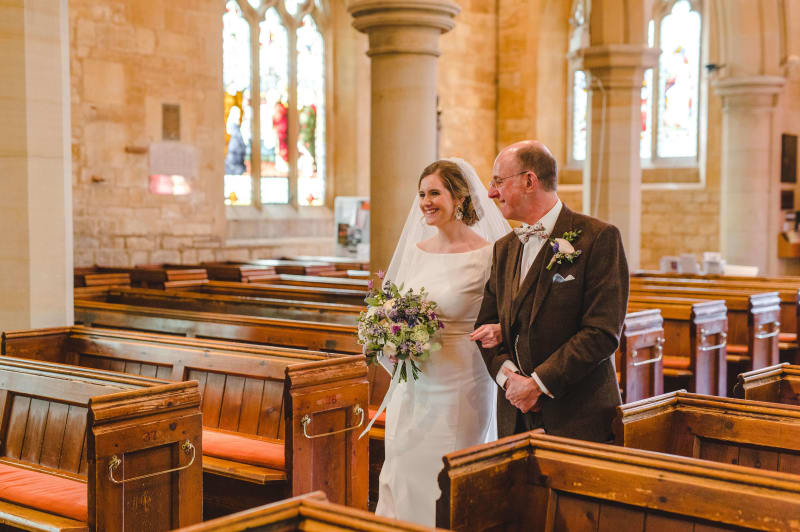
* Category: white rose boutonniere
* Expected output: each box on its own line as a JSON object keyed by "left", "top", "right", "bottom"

{"left": 547, "top": 229, "right": 583, "bottom": 270}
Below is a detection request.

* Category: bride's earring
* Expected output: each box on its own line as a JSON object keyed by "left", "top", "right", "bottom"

{"left": 455, "top": 205, "right": 464, "bottom": 222}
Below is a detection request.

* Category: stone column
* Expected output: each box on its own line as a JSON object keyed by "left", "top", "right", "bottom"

{"left": 349, "top": 0, "right": 459, "bottom": 273}
{"left": 577, "top": 44, "right": 658, "bottom": 270}
{"left": 0, "top": 0, "right": 73, "bottom": 329}
{"left": 714, "top": 76, "right": 785, "bottom": 274}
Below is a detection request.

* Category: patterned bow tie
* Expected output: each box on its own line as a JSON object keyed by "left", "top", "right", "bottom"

{"left": 514, "top": 222, "right": 548, "bottom": 244}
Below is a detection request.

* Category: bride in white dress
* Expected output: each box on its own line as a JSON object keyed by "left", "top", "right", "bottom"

{"left": 374, "top": 159, "right": 511, "bottom": 526}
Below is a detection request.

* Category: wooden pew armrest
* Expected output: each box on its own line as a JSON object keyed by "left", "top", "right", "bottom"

{"left": 202, "top": 456, "right": 287, "bottom": 485}
{"left": 0, "top": 499, "right": 88, "bottom": 532}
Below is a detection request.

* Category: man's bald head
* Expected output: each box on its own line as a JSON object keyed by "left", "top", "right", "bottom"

{"left": 497, "top": 140, "right": 558, "bottom": 191}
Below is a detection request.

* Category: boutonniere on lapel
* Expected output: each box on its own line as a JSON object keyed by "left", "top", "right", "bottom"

{"left": 546, "top": 229, "right": 582, "bottom": 270}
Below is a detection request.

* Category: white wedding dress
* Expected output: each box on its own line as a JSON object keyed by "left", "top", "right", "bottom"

{"left": 375, "top": 243, "right": 497, "bottom": 526}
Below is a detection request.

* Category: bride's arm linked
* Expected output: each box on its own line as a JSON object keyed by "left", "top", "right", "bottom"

{"left": 473, "top": 246, "right": 511, "bottom": 379}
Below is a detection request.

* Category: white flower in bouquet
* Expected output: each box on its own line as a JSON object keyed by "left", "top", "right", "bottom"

{"left": 356, "top": 276, "right": 445, "bottom": 382}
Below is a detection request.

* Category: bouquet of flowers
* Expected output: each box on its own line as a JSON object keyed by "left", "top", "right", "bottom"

{"left": 357, "top": 271, "right": 444, "bottom": 382}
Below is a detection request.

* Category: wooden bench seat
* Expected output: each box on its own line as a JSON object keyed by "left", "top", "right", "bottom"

{"left": 2, "top": 326, "right": 369, "bottom": 515}
{"left": 632, "top": 287, "right": 781, "bottom": 393}
{"left": 628, "top": 296, "right": 728, "bottom": 394}
{"left": 0, "top": 356, "right": 202, "bottom": 531}
{"left": 437, "top": 432, "right": 800, "bottom": 531}
{"left": 615, "top": 391, "right": 800, "bottom": 474}
{"left": 174, "top": 492, "right": 433, "bottom": 532}
{"left": 248, "top": 259, "right": 340, "bottom": 276}
{"left": 735, "top": 362, "right": 800, "bottom": 404}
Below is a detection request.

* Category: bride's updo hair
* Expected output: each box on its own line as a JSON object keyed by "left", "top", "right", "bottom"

{"left": 418, "top": 160, "right": 479, "bottom": 226}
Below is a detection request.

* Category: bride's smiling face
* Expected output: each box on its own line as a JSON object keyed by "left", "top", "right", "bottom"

{"left": 419, "top": 173, "right": 457, "bottom": 226}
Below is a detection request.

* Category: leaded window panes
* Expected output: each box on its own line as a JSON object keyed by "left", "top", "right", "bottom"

{"left": 223, "top": 0, "right": 328, "bottom": 207}
{"left": 572, "top": 70, "right": 588, "bottom": 162}
{"left": 655, "top": 0, "right": 701, "bottom": 159}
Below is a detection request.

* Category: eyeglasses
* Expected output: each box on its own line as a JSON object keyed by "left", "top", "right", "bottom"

{"left": 488, "top": 170, "right": 529, "bottom": 189}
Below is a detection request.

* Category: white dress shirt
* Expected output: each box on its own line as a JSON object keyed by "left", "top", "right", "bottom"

{"left": 496, "top": 199, "right": 562, "bottom": 397}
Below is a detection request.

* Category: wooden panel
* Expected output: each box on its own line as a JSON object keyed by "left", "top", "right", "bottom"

{"left": 696, "top": 438, "right": 741, "bottom": 466}
{"left": 201, "top": 372, "right": 226, "bottom": 429}
{"left": 188, "top": 369, "right": 208, "bottom": 399}
{"left": 124, "top": 361, "right": 142, "bottom": 376}
{"left": 218, "top": 375, "right": 245, "bottom": 431}
{"left": 552, "top": 493, "right": 599, "bottom": 530}
{"left": 258, "top": 380, "right": 284, "bottom": 438}
{"left": 778, "top": 452, "right": 800, "bottom": 474}
{"left": 738, "top": 445, "right": 779, "bottom": 470}
{"left": 156, "top": 365, "right": 173, "bottom": 380}
{"left": 4, "top": 395, "right": 31, "bottom": 460}
{"left": 59, "top": 405, "right": 87, "bottom": 473}
{"left": 109, "top": 359, "right": 126, "bottom": 373}
{"left": 309, "top": 408, "right": 347, "bottom": 505}
{"left": 597, "top": 502, "right": 645, "bottom": 532}
{"left": 238, "top": 378, "right": 265, "bottom": 434}
{"left": 39, "top": 401, "right": 69, "bottom": 469}
{"left": 120, "top": 443, "right": 176, "bottom": 531}
{"left": 139, "top": 363, "right": 158, "bottom": 378}
{"left": 643, "top": 512, "right": 693, "bottom": 532}
{"left": 20, "top": 398, "right": 50, "bottom": 464}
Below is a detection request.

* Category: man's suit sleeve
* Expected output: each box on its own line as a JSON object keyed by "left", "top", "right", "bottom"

{"left": 474, "top": 242, "right": 513, "bottom": 379}
{"left": 533, "top": 224, "right": 629, "bottom": 398}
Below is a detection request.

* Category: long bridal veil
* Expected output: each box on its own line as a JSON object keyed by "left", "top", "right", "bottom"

{"left": 384, "top": 157, "right": 512, "bottom": 283}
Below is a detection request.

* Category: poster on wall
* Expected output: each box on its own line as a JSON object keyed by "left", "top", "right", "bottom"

{"left": 334, "top": 196, "right": 369, "bottom": 258}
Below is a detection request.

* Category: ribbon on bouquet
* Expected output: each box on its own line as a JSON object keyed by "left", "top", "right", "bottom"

{"left": 358, "top": 359, "right": 405, "bottom": 440}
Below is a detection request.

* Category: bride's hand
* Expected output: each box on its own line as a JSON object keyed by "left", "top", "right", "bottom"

{"left": 470, "top": 324, "right": 502, "bottom": 348}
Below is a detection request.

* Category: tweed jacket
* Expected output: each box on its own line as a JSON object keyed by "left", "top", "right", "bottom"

{"left": 475, "top": 205, "right": 629, "bottom": 441}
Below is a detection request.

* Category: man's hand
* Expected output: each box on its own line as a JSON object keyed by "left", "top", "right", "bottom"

{"left": 502, "top": 367, "right": 542, "bottom": 413}
{"left": 470, "top": 324, "right": 502, "bottom": 348}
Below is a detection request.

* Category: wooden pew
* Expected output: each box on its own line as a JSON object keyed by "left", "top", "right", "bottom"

{"left": 615, "top": 391, "right": 800, "bottom": 474}
{"left": 184, "top": 280, "right": 368, "bottom": 306}
{"left": 628, "top": 295, "right": 728, "bottom": 395}
{"left": 735, "top": 362, "right": 800, "bottom": 404}
{"left": 632, "top": 274, "right": 800, "bottom": 354}
{"left": 631, "top": 286, "right": 781, "bottom": 389}
{"left": 200, "top": 262, "right": 279, "bottom": 283}
{"left": 101, "top": 287, "right": 362, "bottom": 325}
{"left": 616, "top": 309, "right": 665, "bottom": 402}
{"left": 437, "top": 432, "right": 800, "bottom": 531}
{"left": 265, "top": 274, "right": 368, "bottom": 291}
{"left": 2, "top": 326, "right": 370, "bottom": 516}
{"left": 174, "top": 492, "right": 437, "bottom": 531}
{"left": 74, "top": 266, "right": 131, "bottom": 289}
{"left": 80, "top": 265, "right": 209, "bottom": 289}
{"left": 281, "top": 255, "right": 370, "bottom": 271}
{"left": 0, "top": 356, "right": 202, "bottom": 531}
{"left": 248, "top": 259, "right": 346, "bottom": 277}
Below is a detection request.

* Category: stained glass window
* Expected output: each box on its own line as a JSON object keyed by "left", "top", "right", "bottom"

{"left": 296, "top": 14, "right": 325, "bottom": 206}
{"left": 572, "top": 70, "right": 588, "bottom": 162}
{"left": 656, "top": 0, "right": 701, "bottom": 159}
{"left": 222, "top": 0, "right": 327, "bottom": 207}
{"left": 223, "top": 1, "right": 252, "bottom": 206}
{"left": 260, "top": 8, "right": 289, "bottom": 204}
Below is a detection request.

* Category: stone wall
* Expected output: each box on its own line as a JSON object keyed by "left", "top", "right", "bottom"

{"left": 70, "top": 0, "right": 225, "bottom": 266}
{"left": 438, "top": 0, "right": 498, "bottom": 181}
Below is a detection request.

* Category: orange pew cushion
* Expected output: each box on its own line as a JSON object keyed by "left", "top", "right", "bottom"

{"left": 0, "top": 463, "right": 87, "bottom": 522}
{"left": 663, "top": 356, "right": 691, "bottom": 370}
{"left": 725, "top": 344, "right": 749, "bottom": 354}
{"left": 368, "top": 407, "right": 386, "bottom": 428}
{"left": 779, "top": 332, "right": 797, "bottom": 343}
{"left": 202, "top": 429, "right": 285, "bottom": 470}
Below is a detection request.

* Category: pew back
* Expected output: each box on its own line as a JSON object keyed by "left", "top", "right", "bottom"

{"left": 736, "top": 362, "right": 800, "bottom": 404}
{"left": 438, "top": 433, "right": 800, "bottom": 531}
{"left": 0, "top": 357, "right": 202, "bottom": 531}
{"left": 615, "top": 391, "right": 800, "bottom": 475}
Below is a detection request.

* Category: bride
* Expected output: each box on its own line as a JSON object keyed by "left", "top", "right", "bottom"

{"left": 374, "top": 158, "right": 510, "bottom": 526}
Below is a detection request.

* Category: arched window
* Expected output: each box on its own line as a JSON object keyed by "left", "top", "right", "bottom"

{"left": 223, "top": 0, "right": 327, "bottom": 207}
{"left": 568, "top": 0, "right": 701, "bottom": 166}
{"left": 567, "top": 0, "right": 589, "bottom": 164}
{"left": 644, "top": 0, "right": 702, "bottom": 164}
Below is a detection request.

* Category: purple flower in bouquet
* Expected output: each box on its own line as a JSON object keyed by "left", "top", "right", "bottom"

{"left": 391, "top": 324, "right": 402, "bottom": 335}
